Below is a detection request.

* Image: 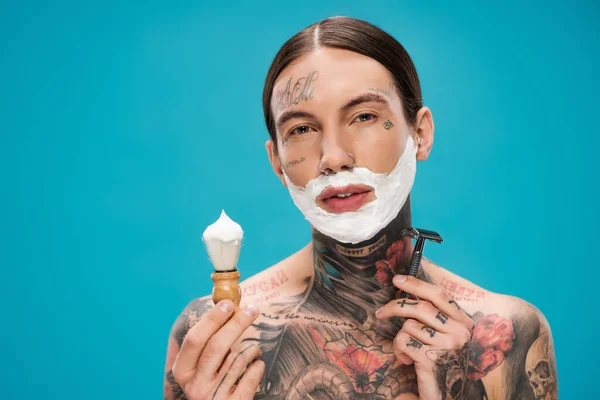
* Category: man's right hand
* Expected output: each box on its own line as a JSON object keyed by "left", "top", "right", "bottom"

{"left": 171, "top": 299, "right": 264, "bottom": 400}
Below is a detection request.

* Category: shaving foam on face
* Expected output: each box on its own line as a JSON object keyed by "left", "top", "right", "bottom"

{"left": 203, "top": 210, "right": 243, "bottom": 271}
{"left": 283, "top": 136, "right": 417, "bottom": 244}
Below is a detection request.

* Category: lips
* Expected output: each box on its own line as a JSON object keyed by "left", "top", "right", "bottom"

{"left": 318, "top": 184, "right": 373, "bottom": 213}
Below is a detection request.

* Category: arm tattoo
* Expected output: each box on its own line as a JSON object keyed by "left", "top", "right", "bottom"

{"left": 164, "top": 298, "right": 213, "bottom": 400}
{"left": 166, "top": 370, "right": 187, "bottom": 400}
{"left": 427, "top": 343, "right": 470, "bottom": 400}
{"left": 440, "top": 277, "right": 486, "bottom": 303}
{"left": 525, "top": 331, "right": 557, "bottom": 399}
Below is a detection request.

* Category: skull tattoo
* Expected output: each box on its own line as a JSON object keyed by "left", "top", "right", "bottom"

{"left": 445, "top": 367, "right": 464, "bottom": 400}
{"left": 525, "top": 332, "right": 556, "bottom": 399}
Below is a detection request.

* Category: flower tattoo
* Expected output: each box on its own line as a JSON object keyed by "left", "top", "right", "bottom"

{"left": 468, "top": 314, "right": 516, "bottom": 380}
{"left": 374, "top": 238, "right": 409, "bottom": 287}
{"left": 310, "top": 328, "right": 396, "bottom": 393}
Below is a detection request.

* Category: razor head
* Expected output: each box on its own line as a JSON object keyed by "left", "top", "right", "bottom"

{"left": 401, "top": 227, "right": 443, "bottom": 243}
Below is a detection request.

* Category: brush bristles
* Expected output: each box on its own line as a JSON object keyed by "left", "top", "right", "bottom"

{"left": 204, "top": 238, "right": 241, "bottom": 272}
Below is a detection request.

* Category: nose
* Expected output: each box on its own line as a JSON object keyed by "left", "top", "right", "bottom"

{"left": 318, "top": 133, "right": 356, "bottom": 175}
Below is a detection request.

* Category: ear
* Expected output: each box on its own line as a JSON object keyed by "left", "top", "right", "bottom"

{"left": 413, "top": 106, "right": 435, "bottom": 161}
{"left": 265, "top": 140, "right": 288, "bottom": 188}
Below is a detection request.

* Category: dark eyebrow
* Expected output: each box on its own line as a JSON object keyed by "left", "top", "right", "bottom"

{"left": 340, "top": 93, "right": 389, "bottom": 113}
{"left": 276, "top": 110, "right": 316, "bottom": 130}
{"left": 275, "top": 93, "right": 389, "bottom": 130}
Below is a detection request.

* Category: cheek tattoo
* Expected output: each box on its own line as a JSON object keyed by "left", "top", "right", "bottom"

{"left": 383, "top": 120, "right": 394, "bottom": 130}
{"left": 284, "top": 157, "right": 306, "bottom": 168}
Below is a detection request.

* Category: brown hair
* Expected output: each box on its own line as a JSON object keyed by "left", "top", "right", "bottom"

{"left": 262, "top": 16, "right": 422, "bottom": 150}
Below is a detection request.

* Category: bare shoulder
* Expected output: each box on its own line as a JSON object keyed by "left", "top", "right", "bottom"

{"left": 163, "top": 245, "right": 312, "bottom": 398}
{"left": 171, "top": 243, "right": 312, "bottom": 341}
{"left": 476, "top": 293, "right": 557, "bottom": 400}
{"left": 238, "top": 243, "right": 313, "bottom": 310}
{"left": 427, "top": 260, "right": 550, "bottom": 327}
{"left": 434, "top": 265, "right": 557, "bottom": 399}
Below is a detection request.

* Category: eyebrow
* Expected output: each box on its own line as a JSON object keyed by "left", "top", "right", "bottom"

{"left": 274, "top": 93, "right": 390, "bottom": 130}
{"left": 276, "top": 110, "right": 316, "bottom": 130}
{"left": 340, "top": 93, "right": 389, "bottom": 113}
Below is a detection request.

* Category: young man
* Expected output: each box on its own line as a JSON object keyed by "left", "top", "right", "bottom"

{"left": 163, "top": 17, "right": 557, "bottom": 400}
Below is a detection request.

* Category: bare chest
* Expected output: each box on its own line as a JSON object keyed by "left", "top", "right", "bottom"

{"left": 239, "top": 317, "right": 418, "bottom": 400}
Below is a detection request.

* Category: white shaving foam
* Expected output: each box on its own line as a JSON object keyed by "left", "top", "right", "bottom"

{"left": 283, "top": 136, "right": 417, "bottom": 244}
{"left": 202, "top": 210, "right": 244, "bottom": 243}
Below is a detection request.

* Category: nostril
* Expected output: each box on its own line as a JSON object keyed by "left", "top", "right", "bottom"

{"left": 318, "top": 153, "right": 355, "bottom": 174}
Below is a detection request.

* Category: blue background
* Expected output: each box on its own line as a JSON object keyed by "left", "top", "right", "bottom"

{"left": 1, "top": 1, "right": 597, "bottom": 398}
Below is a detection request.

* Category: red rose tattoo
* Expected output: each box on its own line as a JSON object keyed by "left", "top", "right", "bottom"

{"left": 375, "top": 239, "right": 409, "bottom": 287}
{"left": 310, "top": 328, "right": 396, "bottom": 393}
{"left": 468, "top": 314, "right": 516, "bottom": 380}
{"left": 375, "top": 260, "right": 395, "bottom": 287}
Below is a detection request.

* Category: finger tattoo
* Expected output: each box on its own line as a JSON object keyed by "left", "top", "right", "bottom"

{"left": 397, "top": 299, "right": 419, "bottom": 308}
{"left": 421, "top": 325, "right": 436, "bottom": 338}
{"left": 407, "top": 337, "right": 424, "bottom": 349}
{"left": 448, "top": 299, "right": 461, "bottom": 310}
{"left": 436, "top": 311, "right": 449, "bottom": 324}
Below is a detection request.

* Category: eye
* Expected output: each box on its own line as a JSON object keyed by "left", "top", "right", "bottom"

{"left": 289, "top": 125, "right": 313, "bottom": 136}
{"left": 354, "top": 113, "right": 376, "bottom": 123}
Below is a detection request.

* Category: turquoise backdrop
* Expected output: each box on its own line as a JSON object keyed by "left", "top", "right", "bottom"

{"left": 2, "top": 1, "right": 598, "bottom": 398}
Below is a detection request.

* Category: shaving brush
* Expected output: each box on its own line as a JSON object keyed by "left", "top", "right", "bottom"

{"left": 202, "top": 210, "right": 243, "bottom": 307}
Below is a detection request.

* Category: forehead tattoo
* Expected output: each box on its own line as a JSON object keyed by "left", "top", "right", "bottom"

{"left": 274, "top": 70, "right": 319, "bottom": 114}
{"left": 369, "top": 83, "right": 395, "bottom": 103}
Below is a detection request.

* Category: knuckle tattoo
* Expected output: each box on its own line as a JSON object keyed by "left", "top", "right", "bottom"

{"left": 435, "top": 311, "right": 449, "bottom": 324}
{"left": 421, "top": 324, "right": 436, "bottom": 338}
{"left": 406, "top": 336, "right": 424, "bottom": 350}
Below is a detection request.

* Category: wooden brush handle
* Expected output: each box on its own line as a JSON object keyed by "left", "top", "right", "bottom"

{"left": 211, "top": 270, "right": 241, "bottom": 307}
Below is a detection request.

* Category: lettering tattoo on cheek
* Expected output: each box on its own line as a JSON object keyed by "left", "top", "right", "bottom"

{"left": 383, "top": 120, "right": 394, "bottom": 130}
{"left": 284, "top": 157, "right": 305, "bottom": 168}
{"left": 275, "top": 70, "right": 319, "bottom": 113}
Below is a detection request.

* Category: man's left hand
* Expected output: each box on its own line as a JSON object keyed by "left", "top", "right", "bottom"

{"left": 376, "top": 275, "right": 474, "bottom": 400}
